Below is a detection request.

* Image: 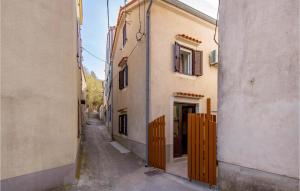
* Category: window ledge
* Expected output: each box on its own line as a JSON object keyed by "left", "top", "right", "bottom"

{"left": 175, "top": 72, "right": 198, "bottom": 80}
{"left": 120, "top": 87, "right": 128, "bottom": 91}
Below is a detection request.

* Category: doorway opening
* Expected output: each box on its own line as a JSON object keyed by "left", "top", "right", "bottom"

{"left": 167, "top": 102, "right": 196, "bottom": 178}
{"left": 173, "top": 102, "right": 196, "bottom": 158}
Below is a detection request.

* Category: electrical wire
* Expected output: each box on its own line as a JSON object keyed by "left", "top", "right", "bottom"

{"left": 136, "top": 0, "right": 143, "bottom": 41}
{"left": 82, "top": 47, "right": 107, "bottom": 63}
{"left": 214, "top": 0, "right": 220, "bottom": 46}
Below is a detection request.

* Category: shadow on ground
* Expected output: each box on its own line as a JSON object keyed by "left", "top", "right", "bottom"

{"left": 52, "top": 116, "right": 215, "bottom": 191}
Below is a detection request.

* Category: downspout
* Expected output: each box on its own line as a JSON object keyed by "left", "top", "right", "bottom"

{"left": 110, "top": 63, "right": 114, "bottom": 141}
{"left": 145, "top": 0, "right": 153, "bottom": 167}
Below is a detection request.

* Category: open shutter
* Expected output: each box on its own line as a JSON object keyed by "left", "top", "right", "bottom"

{"left": 193, "top": 50, "right": 203, "bottom": 76}
{"left": 174, "top": 42, "right": 180, "bottom": 72}
{"left": 125, "top": 65, "right": 128, "bottom": 86}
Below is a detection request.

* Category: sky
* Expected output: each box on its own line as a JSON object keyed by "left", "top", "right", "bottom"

{"left": 81, "top": 0, "right": 218, "bottom": 80}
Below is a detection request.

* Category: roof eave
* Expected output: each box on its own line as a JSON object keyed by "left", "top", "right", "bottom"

{"left": 162, "top": 0, "right": 217, "bottom": 25}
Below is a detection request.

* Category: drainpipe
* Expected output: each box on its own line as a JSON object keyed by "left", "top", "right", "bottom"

{"left": 110, "top": 63, "right": 114, "bottom": 141}
{"left": 145, "top": 0, "right": 153, "bottom": 167}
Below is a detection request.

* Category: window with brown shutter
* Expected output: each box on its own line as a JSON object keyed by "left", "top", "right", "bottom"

{"left": 119, "top": 63, "right": 128, "bottom": 90}
{"left": 174, "top": 42, "right": 203, "bottom": 76}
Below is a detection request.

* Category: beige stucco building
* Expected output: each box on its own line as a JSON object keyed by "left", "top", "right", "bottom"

{"left": 1, "top": 0, "right": 85, "bottom": 190}
{"left": 110, "top": 0, "right": 217, "bottom": 164}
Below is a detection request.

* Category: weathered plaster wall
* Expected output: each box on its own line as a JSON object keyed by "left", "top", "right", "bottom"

{"left": 1, "top": 0, "right": 80, "bottom": 185}
{"left": 218, "top": 0, "right": 299, "bottom": 190}
{"left": 151, "top": 1, "right": 218, "bottom": 149}
{"left": 112, "top": 2, "right": 147, "bottom": 145}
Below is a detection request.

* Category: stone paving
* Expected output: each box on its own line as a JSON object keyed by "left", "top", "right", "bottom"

{"left": 52, "top": 116, "right": 215, "bottom": 191}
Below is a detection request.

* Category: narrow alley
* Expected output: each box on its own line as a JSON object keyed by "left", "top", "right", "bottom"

{"left": 53, "top": 114, "right": 214, "bottom": 191}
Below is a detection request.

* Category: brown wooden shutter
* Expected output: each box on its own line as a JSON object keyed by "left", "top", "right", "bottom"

{"left": 124, "top": 114, "right": 127, "bottom": 135}
{"left": 119, "top": 70, "right": 124, "bottom": 89}
{"left": 119, "top": 115, "right": 122, "bottom": 133}
{"left": 193, "top": 50, "right": 203, "bottom": 76}
{"left": 174, "top": 42, "right": 180, "bottom": 72}
{"left": 125, "top": 65, "right": 128, "bottom": 86}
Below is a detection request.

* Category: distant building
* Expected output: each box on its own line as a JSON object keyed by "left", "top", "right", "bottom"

{"left": 1, "top": 0, "right": 85, "bottom": 190}
{"left": 110, "top": 0, "right": 218, "bottom": 162}
{"left": 104, "top": 26, "right": 116, "bottom": 138}
{"left": 218, "top": 0, "right": 299, "bottom": 190}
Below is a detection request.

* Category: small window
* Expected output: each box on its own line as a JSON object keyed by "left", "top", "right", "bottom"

{"left": 122, "top": 23, "right": 127, "bottom": 47}
{"left": 119, "top": 114, "right": 127, "bottom": 135}
{"left": 174, "top": 42, "right": 203, "bottom": 76}
{"left": 119, "top": 64, "right": 128, "bottom": 90}
{"left": 180, "top": 48, "right": 192, "bottom": 75}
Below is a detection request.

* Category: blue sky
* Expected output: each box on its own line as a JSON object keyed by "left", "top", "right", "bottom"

{"left": 81, "top": 0, "right": 218, "bottom": 80}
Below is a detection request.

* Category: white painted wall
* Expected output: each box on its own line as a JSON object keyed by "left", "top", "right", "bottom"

{"left": 218, "top": 0, "right": 299, "bottom": 179}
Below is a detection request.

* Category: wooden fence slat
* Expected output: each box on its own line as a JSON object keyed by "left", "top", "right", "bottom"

{"left": 204, "top": 114, "right": 208, "bottom": 182}
{"left": 199, "top": 113, "right": 204, "bottom": 181}
{"left": 212, "top": 121, "right": 217, "bottom": 185}
{"left": 208, "top": 120, "right": 214, "bottom": 185}
{"left": 188, "top": 113, "right": 192, "bottom": 179}
{"left": 195, "top": 114, "right": 200, "bottom": 180}
{"left": 156, "top": 120, "right": 159, "bottom": 168}
{"left": 162, "top": 116, "right": 166, "bottom": 170}
{"left": 159, "top": 117, "right": 163, "bottom": 169}
{"left": 192, "top": 114, "right": 196, "bottom": 179}
{"left": 153, "top": 121, "right": 156, "bottom": 167}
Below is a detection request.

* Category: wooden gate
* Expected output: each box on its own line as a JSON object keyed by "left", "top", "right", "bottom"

{"left": 148, "top": 115, "right": 166, "bottom": 170}
{"left": 188, "top": 99, "right": 217, "bottom": 185}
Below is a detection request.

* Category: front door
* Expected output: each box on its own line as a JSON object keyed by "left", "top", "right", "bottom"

{"left": 173, "top": 103, "right": 196, "bottom": 158}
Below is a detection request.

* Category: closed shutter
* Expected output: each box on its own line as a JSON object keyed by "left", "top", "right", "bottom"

{"left": 174, "top": 42, "right": 180, "bottom": 72}
{"left": 193, "top": 50, "right": 203, "bottom": 76}
{"left": 124, "top": 114, "right": 127, "bottom": 135}
{"left": 119, "top": 115, "right": 122, "bottom": 133}
{"left": 119, "top": 70, "right": 124, "bottom": 89}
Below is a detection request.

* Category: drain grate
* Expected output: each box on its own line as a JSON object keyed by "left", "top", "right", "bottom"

{"left": 144, "top": 169, "right": 162, "bottom": 176}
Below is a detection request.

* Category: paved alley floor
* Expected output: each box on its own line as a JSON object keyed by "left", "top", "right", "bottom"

{"left": 53, "top": 117, "right": 215, "bottom": 191}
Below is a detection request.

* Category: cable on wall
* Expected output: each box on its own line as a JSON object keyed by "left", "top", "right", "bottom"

{"left": 136, "top": 0, "right": 144, "bottom": 41}
{"left": 214, "top": 0, "right": 220, "bottom": 46}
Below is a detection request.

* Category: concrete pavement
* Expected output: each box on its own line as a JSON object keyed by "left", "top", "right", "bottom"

{"left": 52, "top": 116, "right": 215, "bottom": 191}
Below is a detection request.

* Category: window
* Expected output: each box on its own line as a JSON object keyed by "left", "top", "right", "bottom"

{"left": 119, "top": 64, "right": 128, "bottom": 90}
{"left": 174, "top": 42, "right": 203, "bottom": 76}
{"left": 122, "top": 23, "right": 127, "bottom": 47}
{"left": 119, "top": 114, "right": 127, "bottom": 135}
{"left": 180, "top": 48, "right": 192, "bottom": 75}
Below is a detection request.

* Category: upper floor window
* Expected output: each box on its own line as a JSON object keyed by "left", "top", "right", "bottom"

{"left": 122, "top": 23, "right": 127, "bottom": 47}
{"left": 119, "top": 64, "right": 128, "bottom": 90}
{"left": 174, "top": 42, "right": 203, "bottom": 76}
